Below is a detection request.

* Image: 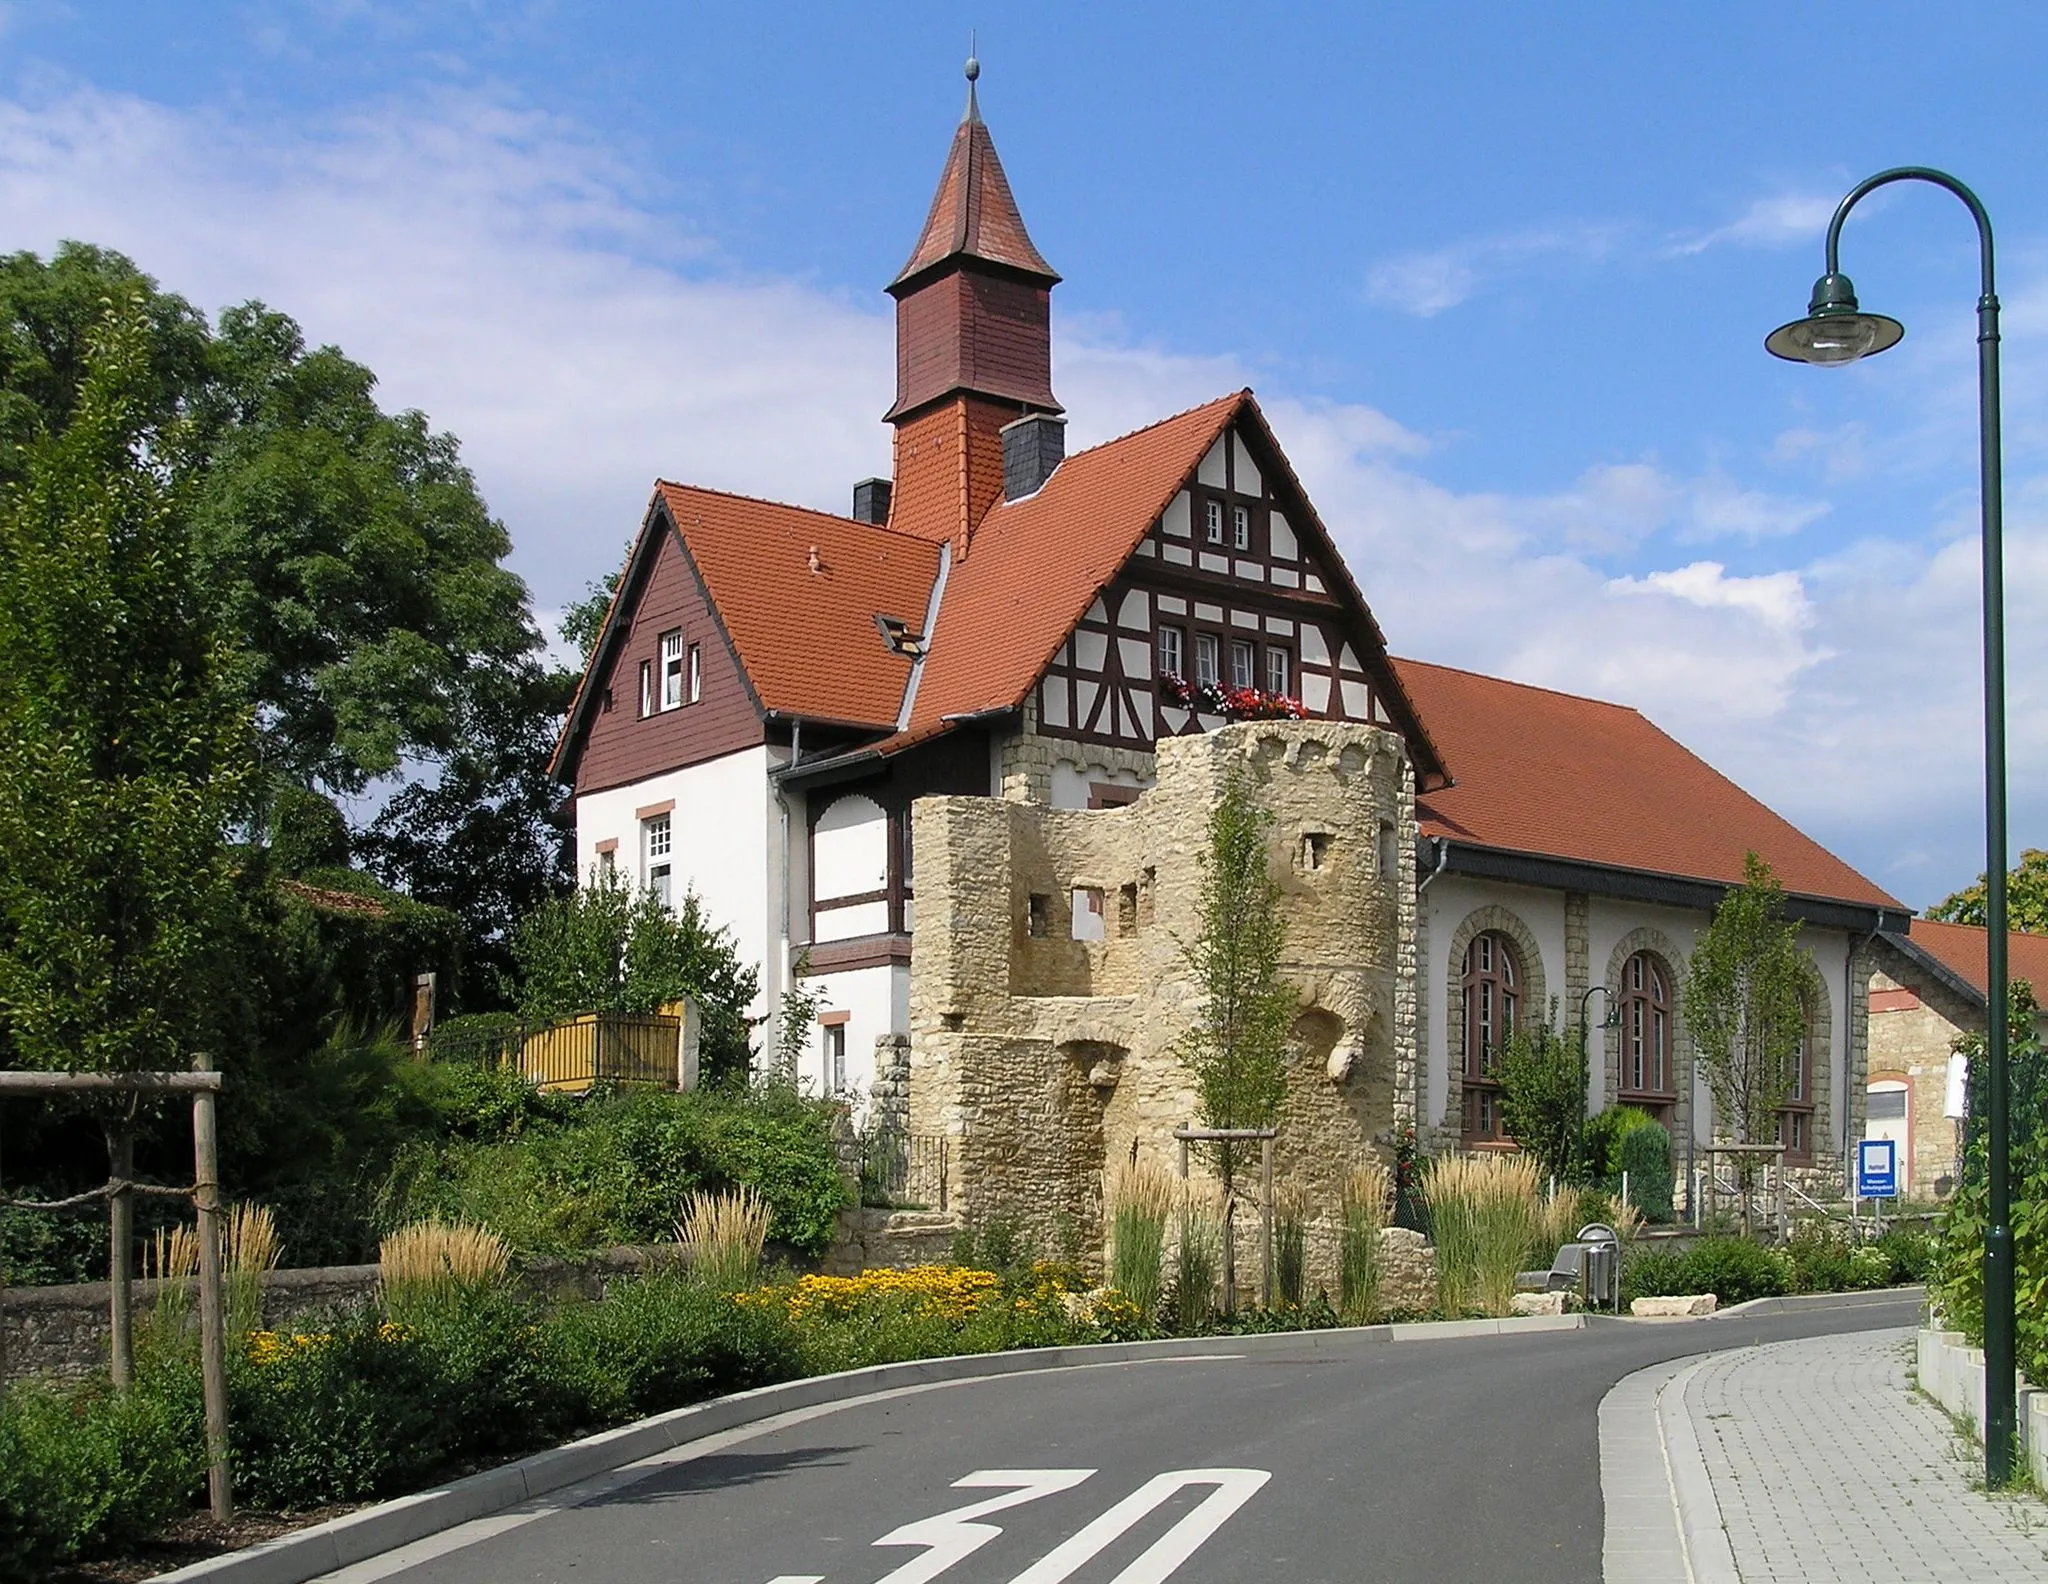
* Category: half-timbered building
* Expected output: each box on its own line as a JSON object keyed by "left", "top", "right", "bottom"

{"left": 552, "top": 67, "right": 1922, "bottom": 1193}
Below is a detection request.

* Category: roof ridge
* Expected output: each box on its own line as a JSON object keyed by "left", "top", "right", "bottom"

{"left": 657, "top": 479, "right": 935, "bottom": 547}
{"left": 1393, "top": 653, "right": 1644, "bottom": 718}
{"left": 1059, "top": 389, "right": 1246, "bottom": 464}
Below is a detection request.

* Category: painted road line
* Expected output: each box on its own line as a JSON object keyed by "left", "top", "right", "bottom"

{"left": 1007, "top": 1468, "right": 1271, "bottom": 1584}
{"left": 868, "top": 1470, "right": 1097, "bottom": 1584}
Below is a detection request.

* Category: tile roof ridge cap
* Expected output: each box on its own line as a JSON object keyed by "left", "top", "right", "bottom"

{"left": 1391, "top": 653, "right": 1644, "bottom": 717}
{"left": 1058, "top": 390, "right": 1244, "bottom": 462}
{"left": 655, "top": 479, "right": 869, "bottom": 529}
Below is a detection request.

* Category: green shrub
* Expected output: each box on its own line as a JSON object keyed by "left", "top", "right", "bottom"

{"left": 1616, "top": 1123, "right": 1674, "bottom": 1224}
{"left": 375, "top": 1086, "right": 849, "bottom": 1258}
{"left": 1874, "top": 1224, "right": 1936, "bottom": 1284}
{"left": 0, "top": 1376, "right": 201, "bottom": 1582}
{"left": 1785, "top": 1222, "right": 1856, "bottom": 1293}
{"left": 1681, "top": 1237, "right": 1791, "bottom": 1305}
{"left": 1618, "top": 1246, "right": 1693, "bottom": 1306}
{"left": 551, "top": 1274, "right": 802, "bottom": 1421}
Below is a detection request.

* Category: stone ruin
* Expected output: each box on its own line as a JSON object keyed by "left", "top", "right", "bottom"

{"left": 896, "top": 719, "right": 1421, "bottom": 1285}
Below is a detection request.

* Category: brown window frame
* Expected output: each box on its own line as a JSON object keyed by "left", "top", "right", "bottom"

{"left": 1618, "top": 950, "right": 1677, "bottom": 1127}
{"left": 1460, "top": 930, "right": 1521, "bottom": 1144}
{"left": 1777, "top": 1002, "right": 1817, "bottom": 1165}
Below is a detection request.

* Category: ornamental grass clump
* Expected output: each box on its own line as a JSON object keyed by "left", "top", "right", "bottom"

{"left": 1273, "top": 1184, "right": 1309, "bottom": 1308}
{"left": 677, "top": 1185, "right": 772, "bottom": 1292}
{"left": 379, "top": 1219, "right": 510, "bottom": 1320}
{"left": 1338, "top": 1164, "right": 1390, "bottom": 1324}
{"left": 1532, "top": 1183, "right": 1580, "bottom": 1272}
{"left": 1423, "top": 1153, "right": 1541, "bottom": 1318}
{"left": 1170, "top": 1192, "right": 1220, "bottom": 1333}
{"left": 1108, "top": 1160, "right": 1174, "bottom": 1320}
{"left": 224, "top": 1201, "right": 281, "bottom": 1338}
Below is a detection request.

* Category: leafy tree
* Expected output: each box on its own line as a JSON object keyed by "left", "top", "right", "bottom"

{"left": 512, "top": 870, "right": 758, "bottom": 1085}
{"left": 1177, "top": 766, "right": 1293, "bottom": 1307}
{"left": 1495, "top": 1005, "right": 1589, "bottom": 1188}
{"left": 1930, "top": 848, "right": 2048, "bottom": 935}
{"left": 0, "top": 244, "right": 574, "bottom": 1000}
{"left": 557, "top": 549, "right": 628, "bottom": 671}
{"left": 0, "top": 292, "right": 254, "bottom": 1366}
{"left": 1683, "top": 853, "right": 1812, "bottom": 1233}
{"left": 0, "top": 292, "right": 253, "bottom": 1074}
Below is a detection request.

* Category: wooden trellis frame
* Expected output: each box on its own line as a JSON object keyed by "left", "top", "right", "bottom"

{"left": 0, "top": 1066, "right": 233, "bottom": 1520}
{"left": 1174, "top": 1125, "right": 1279, "bottom": 1313}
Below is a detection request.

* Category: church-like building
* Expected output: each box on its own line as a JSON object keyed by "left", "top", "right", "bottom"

{"left": 551, "top": 67, "right": 1912, "bottom": 1198}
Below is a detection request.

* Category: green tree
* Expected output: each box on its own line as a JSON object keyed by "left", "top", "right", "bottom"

{"left": 0, "top": 244, "right": 575, "bottom": 999}
{"left": 557, "top": 548, "right": 629, "bottom": 670}
{"left": 512, "top": 871, "right": 759, "bottom": 1085}
{"left": 1929, "top": 848, "right": 2048, "bottom": 935}
{"left": 1683, "top": 852, "right": 1812, "bottom": 1233}
{"left": 0, "top": 292, "right": 255, "bottom": 1373}
{"left": 1495, "top": 1005, "right": 1589, "bottom": 1188}
{"left": 1177, "top": 766, "right": 1293, "bottom": 1307}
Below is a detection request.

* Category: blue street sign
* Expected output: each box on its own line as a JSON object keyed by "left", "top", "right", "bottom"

{"left": 1857, "top": 1137, "right": 1899, "bottom": 1200}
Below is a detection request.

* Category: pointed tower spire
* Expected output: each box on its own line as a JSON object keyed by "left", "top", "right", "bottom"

{"left": 883, "top": 56, "right": 1063, "bottom": 556}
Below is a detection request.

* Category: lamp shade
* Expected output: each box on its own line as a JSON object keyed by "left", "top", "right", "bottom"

{"left": 1765, "top": 271, "right": 1904, "bottom": 364}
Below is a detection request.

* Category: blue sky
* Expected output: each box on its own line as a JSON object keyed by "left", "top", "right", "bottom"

{"left": 2, "top": 1, "right": 2043, "bottom": 909}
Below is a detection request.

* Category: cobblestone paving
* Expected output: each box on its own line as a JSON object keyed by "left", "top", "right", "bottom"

{"left": 1689, "top": 1329, "right": 2048, "bottom": 1583}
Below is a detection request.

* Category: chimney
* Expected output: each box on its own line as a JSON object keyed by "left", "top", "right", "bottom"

{"left": 852, "top": 477, "right": 893, "bottom": 524}
{"left": 1001, "top": 413, "right": 1065, "bottom": 501}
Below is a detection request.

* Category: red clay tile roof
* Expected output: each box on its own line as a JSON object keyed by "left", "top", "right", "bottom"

{"left": 898, "top": 393, "right": 1241, "bottom": 737}
{"left": 1895, "top": 917, "right": 2048, "bottom": 1001}
{"left": 657, "top": 484, "right": 941, "bottom": 729}
{"left": 890, "top": 99, "right": 1057, "bottom": 289}
{"left": 1395, "top": 656, "right": 1901, "bottom": 909}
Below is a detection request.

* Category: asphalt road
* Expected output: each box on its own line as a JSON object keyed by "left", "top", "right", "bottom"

{"left": 332, "top": 1293, "right": 1921, "bottom": 1584}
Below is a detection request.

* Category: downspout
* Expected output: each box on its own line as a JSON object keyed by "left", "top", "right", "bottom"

{"left": 1417, "top": 836, "right": 1449, "bottom": 895}
{"left": 774, "top": 720, "right": 802, "bottom": 1081}
{"left": 1413, "top": 837, "right": 1450, "bottom": 1139}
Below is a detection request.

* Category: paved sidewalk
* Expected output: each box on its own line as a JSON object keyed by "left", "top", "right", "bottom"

{"left": 1602, "top": 1327, "right": 2048, "bottom": 1583}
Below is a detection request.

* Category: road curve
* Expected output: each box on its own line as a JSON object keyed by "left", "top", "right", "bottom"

{"left": 321, "top": 1293, "right": 1920, "bottom": 1584}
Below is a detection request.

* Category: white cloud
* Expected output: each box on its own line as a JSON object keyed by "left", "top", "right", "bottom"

{"left": 1667, "top": 193, "right": 1838, "bottom": 257}
{"left": 1364, "top": 225, "right": 1622, "bottom": 317}
{"left": 0, "top": 79, "right": 2042, "bottom": 909}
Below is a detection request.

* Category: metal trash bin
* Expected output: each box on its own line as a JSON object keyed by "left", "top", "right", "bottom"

{"left": 1577, "top": 1222, "right": 1620, "bottom": 1311}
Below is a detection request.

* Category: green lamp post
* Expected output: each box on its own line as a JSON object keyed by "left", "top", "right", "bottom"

{"left": 1767, "top": 166, "right": 2015, "bottom": 1485}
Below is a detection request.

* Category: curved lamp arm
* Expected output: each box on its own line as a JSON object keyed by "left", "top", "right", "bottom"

{"left": 1824, "top": 166, "right": 1995, "bottom": 304}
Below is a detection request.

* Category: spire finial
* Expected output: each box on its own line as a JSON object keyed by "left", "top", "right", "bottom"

{"left": 963, "top": 34, "right": 981, "bottom": 122}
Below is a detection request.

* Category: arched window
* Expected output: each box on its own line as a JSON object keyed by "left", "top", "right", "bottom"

{"left": 1460, "top": 931, "right": 1521, "bottom": 1142}
{"left": 1778, "top": 1000, "right": 1817, "bottom": 1165}
{"left": 1618, "top": 950, "right": 1676, "bottom": 1125}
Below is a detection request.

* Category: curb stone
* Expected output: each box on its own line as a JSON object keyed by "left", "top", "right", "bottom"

{"left": 152, "top": 1311, "right": 1585, "bottom": 1583}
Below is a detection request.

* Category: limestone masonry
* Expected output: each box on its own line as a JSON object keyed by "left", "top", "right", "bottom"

{"left": 902, "top": 719, "right": 1415, "bottom": 1275}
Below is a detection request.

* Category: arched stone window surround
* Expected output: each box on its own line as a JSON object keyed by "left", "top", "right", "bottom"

{"left": 1445, "top": 905, "right": 1548, "bottom": 1144}
{"left": 1601, "top": 927, "right": 1691, "bottom": 1148}
{"left": 1776, "top": 956, "right": 1834, "bottom": 1167}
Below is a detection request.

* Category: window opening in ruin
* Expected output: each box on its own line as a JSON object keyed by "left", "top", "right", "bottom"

{"left": 1377, "top": 820, "right": 1397, "bottom": 879}
{"left": 1139, "top": 866, "right": 1156, "bottom": 927}
{"left": 1027, "top": 893, "right": 1052, "bottom": 937}
{"left": 1300, "top": 831, "right": 1332, "bottom": 871}
{"left": 1117, "top": 882, "right": 1139, "bottom": 937}
{"left": 1071, "top": 887, "right": 1106, "bottom": 942}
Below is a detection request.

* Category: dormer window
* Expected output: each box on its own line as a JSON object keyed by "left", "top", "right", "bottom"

{"left": 1205, "top": 499, "right": 1225, "bottom": 544}
{"left": 875, "top": 615, "right": 927, "bottom": 658}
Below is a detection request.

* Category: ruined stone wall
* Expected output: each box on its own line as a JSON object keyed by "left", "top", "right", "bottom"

{"left": 908, "top": 721, "right": 1416, "bottom": 1276}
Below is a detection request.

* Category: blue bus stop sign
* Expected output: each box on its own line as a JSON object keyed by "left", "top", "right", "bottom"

{"left": 1856, "top": 1137, "right": 1899, "bottom": 1199}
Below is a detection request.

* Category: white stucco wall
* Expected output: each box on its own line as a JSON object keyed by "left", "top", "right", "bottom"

{"left": 573, "top": 745, "right": 780, "bottom": 1027}
{"left": 795, "top": 960, "right": 908, "bottom": 1107}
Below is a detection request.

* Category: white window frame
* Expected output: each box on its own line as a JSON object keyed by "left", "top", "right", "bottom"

{"left": 687, "top": 642, "right": 702, "bottom": 704}
{"left": 1230, "top": 639, "right": 1256, "bottom": 690}
{"left": 1204, "top": 499, "right": 1224, "bottom": 544}
{"left": 1233, "top": 503, "right": 1251, "bottom": 552}
{"left": 643, "top": 813, "right": 673, "bottom": 908}
{"left": 1194, "top": 633, "right": 1220, "bottom": 686}
{"left": 638, "top": 660, "right": 653, "bottom": 718}
{"left": 1156, "top": 624, "right": 1184, "bottom": 677}
{"left": 824, "top": 1022, "right": 846, "bottom": 1095}
{"left": 659, "top": 630, "right": 685, "bottom": 710}
{"left": 1266, "top": 647, "right": 1290, "bottom": 696}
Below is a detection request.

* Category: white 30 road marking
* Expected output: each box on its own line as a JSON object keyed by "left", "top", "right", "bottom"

{"left": 867, "top": 1469, "right": 1097, "bottom": 1584}
{"left": 1005, "top": 1467, "right": 1272, "bottom": 1584}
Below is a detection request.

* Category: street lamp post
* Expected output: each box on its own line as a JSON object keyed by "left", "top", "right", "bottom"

{"left": 1766, "top": 167, "right": 2014, "bottom": 1485}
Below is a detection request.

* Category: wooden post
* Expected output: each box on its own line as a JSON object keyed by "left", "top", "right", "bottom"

{"left": 1177, "top": 1134, "right": 1189, "bottom": 1181}
{"left": 1260, "top": 1137, "right": 1275, "bottom": 1307}
{"left": 191, "top": 1059, "right": 232, "bottom": 1522}
{"left": 108, "top": 1123, "right": 134, "bottom": 1389}
{"left": 1775, "top": 1148, "right": 1789, "bottom": 1241}
{"left": 411, "top": 972, "right": 438, "bottom": 1053}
